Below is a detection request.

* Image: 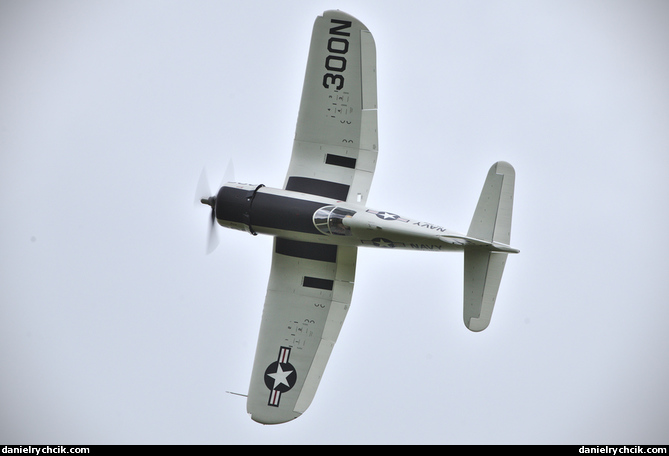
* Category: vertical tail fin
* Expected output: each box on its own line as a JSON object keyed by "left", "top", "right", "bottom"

{"left": 463, "top": 162, "right": 516, "bottom": 332}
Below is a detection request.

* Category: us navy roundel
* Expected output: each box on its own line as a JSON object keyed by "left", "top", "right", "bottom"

{"left": 264, "top": 346, "right": 297, "bottom": 407}
{"left": 366, "top": 209, "right": 409, "bottom": 222}
{"left": 372, "top": 237, "right": 396, "bottom": 248}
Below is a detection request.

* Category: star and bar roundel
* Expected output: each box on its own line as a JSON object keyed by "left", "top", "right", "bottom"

{"left": 264, "top": 346, "right": 297, "bottom": 407}
{"left": 363, "top": 210, "right": 408, "bottom": 248}
{"left": 361, "top": 237, "right": 405, "bottom": 248}
{"left": 366, "top": 209, "right": 409, "bottom": 222}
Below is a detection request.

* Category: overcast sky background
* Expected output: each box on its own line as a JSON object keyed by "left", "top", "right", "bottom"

{"left": 2, "top": 0, "right": 668, "bottom": 444}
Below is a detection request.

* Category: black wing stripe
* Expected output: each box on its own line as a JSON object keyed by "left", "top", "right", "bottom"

{"left": 285, "top": 176, "right": 350, "bottom": 201}
{"left": 325, "top": 154, "right": 357, "bottom": 169}
{"left": 275, "top": 238, "right": 338, "bottom": 263}
{"left": 302, "top": 276, "right": 335, "bottom": 290}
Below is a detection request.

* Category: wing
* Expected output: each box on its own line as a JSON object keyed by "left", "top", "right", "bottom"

{"left": 246, "top": 238, "right": 357, "bottom": 424}
{"left": 284, "top": 10, "right": 378, "bottom": 206}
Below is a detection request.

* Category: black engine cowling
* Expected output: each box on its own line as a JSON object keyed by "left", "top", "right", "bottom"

{"left": 215, "top": 183, "right": 264, "bottom": 234}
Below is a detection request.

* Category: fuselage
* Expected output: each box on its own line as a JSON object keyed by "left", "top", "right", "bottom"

{"left": 214, "top": 182, "right": 476, "bottom": 252}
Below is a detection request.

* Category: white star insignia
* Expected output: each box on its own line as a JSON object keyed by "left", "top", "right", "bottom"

{"left": 267, "top": 364, "right": 294, "bottom": 390}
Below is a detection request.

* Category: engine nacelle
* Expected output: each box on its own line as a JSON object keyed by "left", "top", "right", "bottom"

{"left": 214, "top": 182, "right": 365, "bottom": 242}
{"left": 215, "top": 183, "right": 265, "bottom": 235}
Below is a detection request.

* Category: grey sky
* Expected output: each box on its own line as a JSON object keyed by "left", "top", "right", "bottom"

{"left": 1, "top": 0, "right": 668, "bottom": 444}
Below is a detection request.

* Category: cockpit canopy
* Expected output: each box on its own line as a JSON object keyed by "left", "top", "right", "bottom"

{"left": 313, "top": 206, "right": 356, "bottom": 236}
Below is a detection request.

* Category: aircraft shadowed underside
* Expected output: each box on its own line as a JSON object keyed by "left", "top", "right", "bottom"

{"left": 197, "top": 10, "right": 519, "bottom": 424}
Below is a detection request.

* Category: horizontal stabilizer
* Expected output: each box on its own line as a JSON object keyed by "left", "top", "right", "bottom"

{"left": 463, "top": 250, "right": 507, "bottom": 332}
{"left": 463, "top": 161, "right": 517, "bottom": 332}
{"left": 468, "top": 161, "right": 515, "bottom": 245}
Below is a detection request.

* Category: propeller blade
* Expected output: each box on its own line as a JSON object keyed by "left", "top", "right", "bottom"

{"left": 195, "top": 168, "right": 211, "bottom": 207}
{"left": 196, "top": 168, "right": 219, "bottom": 254}
{"left": 221, "top": 159, "right": 235, "bottom": 187}
{"left": 206, "top": 209, "right": 219, "bottom": 255}
{"left": 196, "top": 160, "right": 234, "bottom": 255}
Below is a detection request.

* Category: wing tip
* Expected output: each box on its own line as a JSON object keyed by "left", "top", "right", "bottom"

{"left": 249, "top": 410, "right": 302, "bottom": 425}
{"left": 321, "top": 9, "right": 369, "bottom": 31}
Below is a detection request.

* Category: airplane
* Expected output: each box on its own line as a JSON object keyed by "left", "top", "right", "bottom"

{"left": 197, "top": 10, "right": 519, "bottom": 425}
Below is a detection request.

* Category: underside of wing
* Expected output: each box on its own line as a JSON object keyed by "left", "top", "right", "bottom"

{"left": 284, "top": 10, "right": 378, "bottom": 206}
{"left": 246, "top": 238, "right": 357, "bottom": 424}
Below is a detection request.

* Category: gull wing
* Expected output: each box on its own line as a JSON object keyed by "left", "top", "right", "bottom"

{"left": 246, "top": 238, "right": 357, "bottom": 424}
{"left": 284, "top": 10, "right": 378, "bottom": 205}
